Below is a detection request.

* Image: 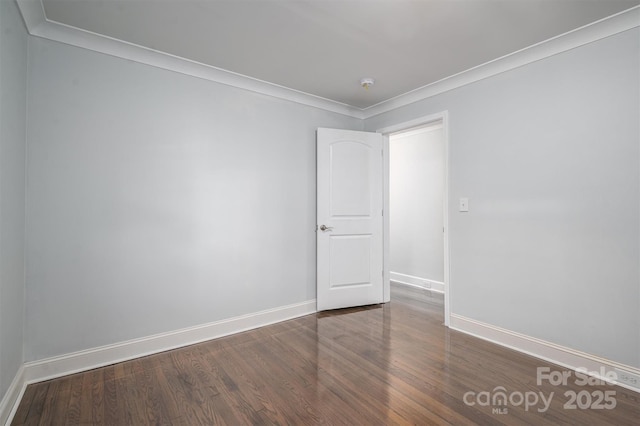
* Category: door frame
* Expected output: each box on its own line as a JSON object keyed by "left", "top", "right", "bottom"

{"left": 376, "top": 111, "right": 451, "bottom": 327}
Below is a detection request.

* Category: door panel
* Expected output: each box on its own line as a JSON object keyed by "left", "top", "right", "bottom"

{"left": 317, "top": 128, "right": 383, "bottom": 311}
{"left": 330, "top": 235, "right": 372, "bottom": 287}
{"left": 330, "top": 142, "right": 371, "bottom": 217}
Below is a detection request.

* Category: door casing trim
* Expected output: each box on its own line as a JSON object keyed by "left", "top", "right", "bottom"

{"left": 377, "top": 111, "right": 451, "bottom": 326}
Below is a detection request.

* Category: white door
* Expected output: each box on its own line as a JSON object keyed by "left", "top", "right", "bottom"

{"left": 317, "top": 128, "right": 384, "bottom": 311}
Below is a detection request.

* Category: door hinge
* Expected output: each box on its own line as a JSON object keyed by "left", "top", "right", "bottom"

{"left": 382, "top": 209, "right": 384, "bottom": 216}
{"left": 382, "top": 270, "right": 384, "bottom": 277}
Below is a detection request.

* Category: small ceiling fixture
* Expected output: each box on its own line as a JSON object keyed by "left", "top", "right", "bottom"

{"left": 360, "top": 78, "right": 375, "bottom": 90}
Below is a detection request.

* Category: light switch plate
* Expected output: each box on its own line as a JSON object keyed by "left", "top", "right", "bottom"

{"left": 459, "top": 198, "right": 469, "bottom": 212}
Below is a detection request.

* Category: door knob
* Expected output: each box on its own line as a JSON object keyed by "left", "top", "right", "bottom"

{"left": 319, "top": 225, "right": 333, "bottom": 232}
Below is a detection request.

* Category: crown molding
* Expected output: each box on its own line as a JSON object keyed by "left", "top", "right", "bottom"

{"left": 15, "top": 0, "right": 45, "bottom": 33}
{"left": 361, "top": 5, "right": 640, "bottom": 119}
{"left": 15, "top": 0, "right": 363, "bottom": 118}
{"left": 16, "top": 1, "right": 639, "bottom": 120}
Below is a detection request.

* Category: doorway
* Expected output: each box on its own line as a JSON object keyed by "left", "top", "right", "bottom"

{"left": 378, "top": 112, "right": 450, "bottom": 326}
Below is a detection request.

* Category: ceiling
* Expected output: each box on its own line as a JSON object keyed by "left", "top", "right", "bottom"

{"left": 40, "top": 0, "right": 639, "bottom": 109}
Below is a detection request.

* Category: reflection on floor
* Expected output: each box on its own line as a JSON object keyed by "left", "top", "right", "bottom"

{"left": 12, "top": 283, "right": 639, "bottom": 425}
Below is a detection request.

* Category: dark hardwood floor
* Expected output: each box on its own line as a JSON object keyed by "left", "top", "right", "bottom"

{"left": 12, "top": 284, "right": 640, "bottom": 425}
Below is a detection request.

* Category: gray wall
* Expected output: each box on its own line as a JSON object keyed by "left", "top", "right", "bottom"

{"left": 366, "top": 29, "right": 640, "bottom": 368}
{"left": 12, "top": 8, "right": 640, "bottom": 373}
{"left": 25, "top": 37, "right": 362, "bottom": 361}
{"left": 0, "top": 0, "right": 27, "bottom": 401}
{"left": 390, "top": 126, "right": 444, "bottom": 283}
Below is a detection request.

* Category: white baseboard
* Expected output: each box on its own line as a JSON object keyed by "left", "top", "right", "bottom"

{"left": 450, "top": 314, "right": 640, "bottom": 393}
{"left": 0, "top": 365, "right": 26, "bottom": 426}
{"left": 6, "top": 303, "right": 638, "bottom": 424}
{"left": 2, "top": 299, "right": 315, "bottom": 424}
{"left": 21, "top": 299, "right": 316, "bottom": 387}
{"left": 390, "top": 271, "right": 444, "bottom": 293}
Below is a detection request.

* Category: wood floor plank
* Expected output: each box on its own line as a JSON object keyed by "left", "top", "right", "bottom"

{"left": 269, "top": 327, "right": 397, "bottom": 425}
{"left": 196, "top": 342, "right": 272, "bottom": 425}
{"left": 131, "top": 365, "right": 170, "bottom": 424}
{"left": 10, "top": 284, "right": 640, "bottom": 425}
{"left": 10, "top": 380, "right": 37, "bottom": 425}
{"left": 60, "top": 373, "right": 84, "bottom": 425}
{"left": 117, "top": 374, "right": 148, "bottom": 425}
{"left": 313, "top": 316, "right": 465, "bottom": 425}
{"left": 36, "top": 378, "right": 62, "bottom": 426}
{"left": 102, "top": 376, "right": 120, "bottom": 425}
{"left": 78, "top": 368, "right": 104, "bottom": 425}
{"left": 23, "top": 381, "right": 49, "bottom": 425}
